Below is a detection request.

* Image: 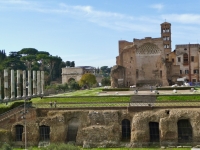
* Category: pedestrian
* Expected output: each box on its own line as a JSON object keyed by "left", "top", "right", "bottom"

{"left": 49, "top": 101, "right": 52, "bottom": 108}
{"left": 150, "top": 86, "right": 152, "bottom": 92}
{"left": 54, "top": 101, "right": 57, "bottom": 108}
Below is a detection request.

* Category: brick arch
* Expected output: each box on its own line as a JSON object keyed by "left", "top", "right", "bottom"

{"left": 177, "top": 119, "right": 192, "bottom": 144}
{"left": 66, "top": 117, "right": 80, "bottom": 142}
{"left": 121, "top": 119, "right": 131, "bottom": 141}
{"left": 68, "top": 78, "right": 75, "bottom": 83}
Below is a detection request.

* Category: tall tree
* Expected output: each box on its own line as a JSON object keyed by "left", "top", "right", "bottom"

{"left": 79, "top": 73, "right": 97, "bottom": 89}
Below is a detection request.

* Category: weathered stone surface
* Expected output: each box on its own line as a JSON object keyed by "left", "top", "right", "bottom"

{"left": 1, "top": 108, "right": 200, "bottom": 147}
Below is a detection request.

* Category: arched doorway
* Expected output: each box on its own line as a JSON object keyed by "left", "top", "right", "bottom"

{"left": 66, "top": 118, "right": 80, "bottom": 142}
{"left": 121, "top": 119, "right": 131, "bottom": 141}
{"left": 177, "top": 119, "right": 192, "bottom": 143}
{"left": 39, "top": 125, "right": 50, "bottom": 141}
{"left": 68, "top": 78, "right": 75, "bottom": 83}
{"left": 149, "top": 122, "right": 160, "bottom": 143}
{"left": 15, "top": 125, "right": 23, "bottom": 141}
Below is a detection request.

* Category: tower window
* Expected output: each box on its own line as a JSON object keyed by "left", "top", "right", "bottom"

{"left": 180, "top": 70, "right": 182, "bottom": 74}
{"left": 178, "top": 57, "right": 181, "bottom": 62}
{"left": 185, "top": 70, "right": 189, "bottom": 74}
{"left": 191, "top": 56, "right": 194, "bottom": 62}
{"left": 183, "top": 53, "right": 188, "bottom": 64}
{"left": 194, "top": 69, "right": 199, "bottom": 74}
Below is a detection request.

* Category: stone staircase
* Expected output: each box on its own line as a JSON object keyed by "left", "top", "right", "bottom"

{"left": 130, "top": 95, "right": 156, "bottom": 103}
{"left": 0, "top": 104, "right": 24, "bottom": 123}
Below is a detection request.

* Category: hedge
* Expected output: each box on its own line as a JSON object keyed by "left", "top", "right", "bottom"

{"left": 156, "top": 86, "right": 195, "bottom": 90}
{"left": 102, "top": 88, "right": 130, "bottom": 91}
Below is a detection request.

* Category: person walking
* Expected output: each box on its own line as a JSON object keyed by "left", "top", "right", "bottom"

{"left": 150, "top": 86, "right": 153, "bottom": 92}
{"left": 49, "top": 101, "right": 53, "bottom": 108}
{"left": 54, "top": 101, "right": 57, "bottom": 108}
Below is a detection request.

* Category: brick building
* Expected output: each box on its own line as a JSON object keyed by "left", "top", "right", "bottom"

{"left": 111, "top": 22, "right": 200, "bottom": 87}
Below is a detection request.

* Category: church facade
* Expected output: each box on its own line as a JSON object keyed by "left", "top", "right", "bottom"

{"left": 111, "top": 22, "right": 200, "bottom": 87}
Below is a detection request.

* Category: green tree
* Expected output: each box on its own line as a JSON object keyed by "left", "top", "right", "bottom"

{"left": 69, "top": 80, "right": 80, "bottom": 90}
{"left": 66, "top": 61, "right": 70, "bottom": 67}
{"left": 79, "top": 73, "right": 97, "bottom": 89}
{"left": 101, "top": 77, "right": 111, "bottom": 86}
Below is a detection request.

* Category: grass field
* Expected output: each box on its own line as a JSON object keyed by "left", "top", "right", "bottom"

{"left": 12, "top": 147, "right": 192, "bottom": 150}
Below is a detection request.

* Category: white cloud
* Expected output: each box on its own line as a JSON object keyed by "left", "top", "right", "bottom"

{"left": 150, "top": 4, "right": 164, "bottom": 11}
{"left": 0, "top": 0, "right": 30, "bottom": 5}
{"left": 162, "top": 14, "right": 200, "bottom": 24}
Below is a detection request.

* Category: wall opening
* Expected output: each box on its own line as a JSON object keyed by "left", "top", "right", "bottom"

{"left": 15, "top": 125, "right": 23, "bottom": 141}
{"left": 177, "top": 119, "right": 192, "bottom": 143}
{"left": 68, "top": 78, "right": 75, "bottom": 83}
{"left": 39, "top": 125, "right": 50, "bottom": 141}
{"left": 122, "top": 119, "right": 130, "bottom": 141}
{"left": 183, "top": 53, "right": 188, "bottom": 64}
{"left": 66, "top": 118, "right": 80, "bottom": 142}
{"left": 149, "top": 122, "right": 160, "bottom": 143}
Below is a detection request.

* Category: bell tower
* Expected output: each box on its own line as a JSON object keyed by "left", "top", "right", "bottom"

{"left": 161, "top": 22, "right": 171, "bottom": 55}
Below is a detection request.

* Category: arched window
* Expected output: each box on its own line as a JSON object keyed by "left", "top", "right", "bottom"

{"left": 66, "top": 118, "right": 80, "bottom": 142}
{"left": 177, "top": 119, "right": 192, "bottom": 143}
{"left": 39, "top": 125, "right": 50, "bottom": 141}
{"left": 122, "top": 119, "right": 130, "bottom": 141}
{"left": 183, "top": 53, "right": 188, "bottom": 64}
{"left": 149, "top": 122, "right": 160, "bottom": 142}
{"left": 16, "top": 125, "right": 23, "bottom": 141}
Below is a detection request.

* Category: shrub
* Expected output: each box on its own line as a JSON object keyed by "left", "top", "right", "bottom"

{"left": 43, "top": 143, "right": 80, "bottom": 150}
{"left": 1, "top": 143, "right": 12, "bottom": 150}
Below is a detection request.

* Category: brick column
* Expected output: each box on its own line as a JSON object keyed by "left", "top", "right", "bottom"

{"left": 11, "top": 69, "right": 15, "bottom": 100}
{"left": 4, "top": 69, "right": 9, "bottom": 101}
{"left": 37, "top": 71, "right": 41, "bottom": 96}
{"left": 32, "top": 70, "right": 36, "bottom": 96}
{"left": 23, "top": 70, "right": 26, "bottom": 98}
{"left": 17, "top": 70, "right": 21, "bottom": 99}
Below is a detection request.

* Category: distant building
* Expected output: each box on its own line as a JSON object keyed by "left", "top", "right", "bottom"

{"left": 111, "top": 22, "right": 180, "bottom": 87}
{"left": 62, "top": 66, "right": 103, "bottom": 84}
{"left": 168, "top": 44, "right": 200, "bottom": 83}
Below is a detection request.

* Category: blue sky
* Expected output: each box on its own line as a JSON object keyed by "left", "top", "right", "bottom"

{"left": 1, "top": 0, "right": 200, "bottom": 68}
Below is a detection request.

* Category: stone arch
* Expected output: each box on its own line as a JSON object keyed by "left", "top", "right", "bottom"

{"left": 177, "top": 119, "right": 192, "bottom": 144}
{"left": 149, "top": 122, "right": 160, "bottom": 143}
{"left": 66, "top": 118, "right": 80, "bottom": 142}
{"left": 121, "top": 119, "right": 131, "bottom": 141}
{"left": 68, "top": 78, "right": 75, "bottom": 83}
{"left": 39, "top": 125, "right": 50, "bottom": 141}
{"left": 15, "top": 124, "right": 23, "bottom": 141}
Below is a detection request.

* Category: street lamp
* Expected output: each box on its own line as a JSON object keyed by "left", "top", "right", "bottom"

{"left": 21, "top": 85, "right": 29, "bottom": 150}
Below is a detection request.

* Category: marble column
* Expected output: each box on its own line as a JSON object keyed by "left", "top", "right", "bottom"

{"left": 32, "top": 70, "right": 36, "bottom": 96}
{"left": 11, "top": 69, "right": 15, "bottom": 100}
{"left": 41, "top": 71, "right": 44, "bottom": 95}
{"left": 17, "top": 70, "right": 21, "bottom": 99}
{"left": 0, "top": 77, "right": 2, "bottom": 102}
{"left": 28, "top": 70, "right": 32, "bottom": 97}
{"left": 37, "top": 71, "right": 41, "bottom": 96}
{"left": 23, "top": 70, "right": 26, "bottom": 98}
{"left": 4, "top": 69, "right": 9, "bottom": 101}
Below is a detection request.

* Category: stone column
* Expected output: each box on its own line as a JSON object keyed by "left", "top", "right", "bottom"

{"left": 11, "top": 69, "right": 15, "bottom": 100}
{"left": 4, "top": 69, "right": 9, "bottom": 101}
{"left": 32, "top": 70, "right": 36, "bottom": 96}
{"left": 0, "top": 77, "right": 2, "bottom": 102}
{"left": 37, "top": 71, "right": 41, "bottom": 96}
{"left": 28, "top": 70, "right": 32, "bottom": 97}
{"left": 17, "top": 70, "right": 21, "bottom": 99}
{"left": 41, "top": 71, "right": 44, "bottom": 95}
{"left": 23, "top": 70, "right": 26, "bottom": 98}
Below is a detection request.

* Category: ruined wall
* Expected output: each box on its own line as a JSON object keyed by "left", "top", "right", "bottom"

{"left": 1, "top": 107, "right": 200, "bottom": 147}
{"left": 134, "top": 38, "right": 168, "bottom": 86}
